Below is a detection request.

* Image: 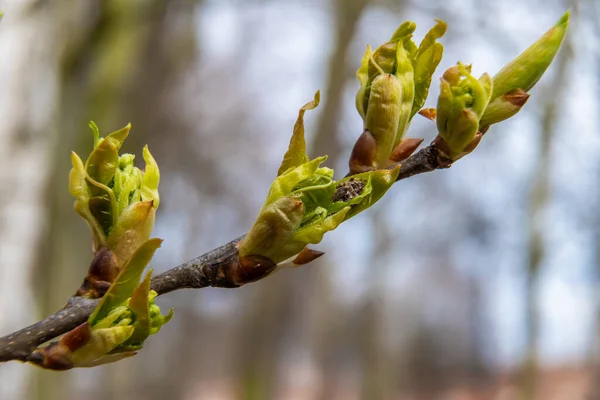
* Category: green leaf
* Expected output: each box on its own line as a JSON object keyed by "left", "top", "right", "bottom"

{"left": 291, "top": 206, "right": 350, "bottom": 244}
{"left": 140, "top": 146, "right": 160, "bottom": 208}
{"left": 85, "top": 123, "right": 130, "bottom": 187}
{"left": 278, "top": 91, "right": 320, "bottom": 175}
{"left": 126, "top": 270, "right": 152, "bottom": 344}
{"left": 265, "top": 156, "right": 327, "bottom": 205}
{"left": 355, "top": 45, "right": 373, "bottom": 119}
{"left": 106, "top": 201, "right": 156, "bottom": 267}
{"left": 70, "top": 152, "right": 107, "bottom": 248}
{"left": 89, "top": 238, "right": 163, "bottom": 325}
{"left": 411, "top": 19, "right": 446, "bottom": 117}
{"left": 293, "top": 167, "right": 335, "bottom": 219}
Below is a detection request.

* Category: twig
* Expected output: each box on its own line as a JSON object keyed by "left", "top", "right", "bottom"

{"left": 0, "top": 144, "right": 450, "bottom": 364}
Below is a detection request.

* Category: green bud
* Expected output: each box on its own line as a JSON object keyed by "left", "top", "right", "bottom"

{"left": 436, "top": 64, "right": 492, "bottom": 159}
{"left": 90, "top": 238, "right": 163, "bottom": 323}
{"left": 70, "top": 122, "right": 161, "bottom": 275}
{"left": 242, "top": 93, "right": 403, "bottom": 266}
{"left": 106, "top": 201, "right": 156, "bottom": 269}
{"left": 365, "top": 73, "right": 403, "bottom": 167}
{"left": 354, "top": 20, "right": 445, "bottom": 169}
{"left": 480, "top": 11, "right": 569, "bottom": 129}
{"left": 238, "top": 196, "right": 304, "bottom": 262}
{"left": 29, "top": 322, "right": 135, "bottom": 370}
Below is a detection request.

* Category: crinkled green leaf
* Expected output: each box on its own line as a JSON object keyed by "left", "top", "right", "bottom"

{"left": 411, "top": 19, "right": 446, "bottom": 117}
{"left": 277, "top": 207, "right": 350, "bottom": 262}
{"left": 140, "top": 146, "right": 160, "bottom": 208}
{"left": 393, "top": 33, "right": 416, "bottom": 146}
{"left": 292, "top": 206, "right": 350, "bottom": 244}
{"left": 278, "top": 91, "right": 320, "bottom": 175}
{"left": 148, "top": 292, "right": 174, "bottom": 335}
{"left": 89, "top": 238, "right": 163, "bottom": 324}
{"left": 356, "top": 45, "right": 373, "bottom": 118}
{"left": 126, "top": 270, "right": 152, "bottom": 344}
{"left": 85, "top": 123, "right": 130, "bottom": 187}
{"left": 265, "top": 156, "right": 327, "bottom": 205}
{"left": 114, "top": 158, "right": 140, "bottom": 217}
{"left": 92, "top": 306, "right": 130, "bottom": 329}
{"left": 293, "top": 166, "right": 335, "bottom": 216}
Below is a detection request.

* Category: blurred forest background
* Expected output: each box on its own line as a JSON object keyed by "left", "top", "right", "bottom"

{"left": 0, "top": 0, "right": 597, "bottom": 399}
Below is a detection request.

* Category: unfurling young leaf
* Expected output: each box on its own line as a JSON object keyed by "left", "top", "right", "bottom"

{"left": 70, "top": 122, "right": 161, "bottom": 298}
{"left": 239, "top": 92, "right": 402, "bottom": 267}
{"left": 351, "top": 19, "right": 445, "bottom": 173}
{"left": 30, "top": 239, "right": 173, "bottom": 369}
{"left": 278, "top": 91, "right": 320, "bottom": 175}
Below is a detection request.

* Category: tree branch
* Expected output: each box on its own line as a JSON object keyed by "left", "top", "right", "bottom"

{"left": 0, "top": 144, "right": 449, "bottom": 365}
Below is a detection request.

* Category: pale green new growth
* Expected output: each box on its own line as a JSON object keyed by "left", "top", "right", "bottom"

{"left": 240, "top": 89, "right": 400, "bottom": 265}
{"left": 480, "top": 11, "right": 569, "bottom": 128}
{"left": 69, "top": 123, "right": 160, "bottom": 264}
{"left": 436, "top": 63, "right": 492, "bottom": 158}
{"left": 22, "top": 11, "right": 570, "bottom": 371}
{"left": 355, "top": 19, "right": 446, "bottom": 168}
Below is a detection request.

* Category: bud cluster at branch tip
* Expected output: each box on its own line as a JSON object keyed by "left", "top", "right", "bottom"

{"left": 238, "top": 91, "right": 400, "bottom": 270}
{"left": 29, "top": 239, "right": 173, "bottom": 369}
{"left": 350, "top": 19, "right": 446, "bottom": 174}
{"left": 70, "top": 122, "right": 160, "bottom": 297}
{"left": 435, "top": 63, "right": 492, "bottom": 160}
{"left": 29, "top": 124, "right": 174, "bottom": 369}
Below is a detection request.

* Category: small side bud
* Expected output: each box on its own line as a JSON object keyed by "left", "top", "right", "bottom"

{"left": 435, "top": 64, "right": 492, "bottom": 159}
{"left": 388, "top": 137, "right": 424, "bottom": 163}
{"left": 349, "top": 130, "right": 378, "bottom": 175}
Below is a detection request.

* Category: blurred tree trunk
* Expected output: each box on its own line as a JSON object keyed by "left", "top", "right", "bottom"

{"left": 29, "top": 1, "right": 201, "bottom": 398}
{"left": 234, "top": 273, "right": 294, "bottom": 400}
{"left": 520, "top": 14, "right": 573, "bottom": 399}
{"left": 358, "top": 207, "right": 396, "bottom": 400}
{"left": 0, "top": 2, "right": 89, "bottom": 399}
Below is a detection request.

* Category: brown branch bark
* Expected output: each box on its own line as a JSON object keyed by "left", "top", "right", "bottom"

{"left": 0, "top": 145, "right": 450, "bottom": 365}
